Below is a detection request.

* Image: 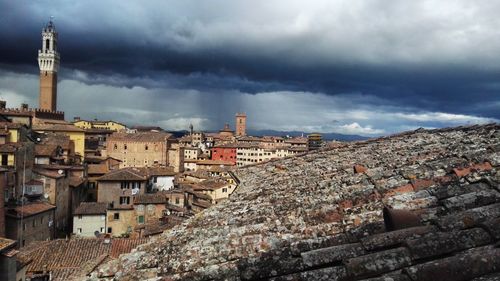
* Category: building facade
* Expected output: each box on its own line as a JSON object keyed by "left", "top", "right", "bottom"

{"left": 106, "top": 132, "right": 174, "bottom": 168}
{"left": 211, "top": 145, "right": 237, "bottom": 165}
{"left": 5, "top": 202, "right": 56, "bottom": 248}
{"left": 73, "top": 202, "right": 107, "bottom": 237}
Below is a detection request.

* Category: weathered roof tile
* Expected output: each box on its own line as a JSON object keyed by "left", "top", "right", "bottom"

{"left": 404, "top": 246, "right": 500, "bottom": 281}
{"left": 345, "top": 247, "right": 412, "bottom": 278}
{"left": 405, "top": 228, "right": 491, "bottom": 260}
{"left": 301, "top": 242, "right": 366, "bottom": 268}
{"left": 360, "top": 225, "right": 437, "bottom": 251}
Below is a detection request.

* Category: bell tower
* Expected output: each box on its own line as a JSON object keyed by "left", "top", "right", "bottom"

{"left": 38, "top": 18, "right": 60, "bottom": 111}
{"left": 235, "top": 113, "right": 247, "bottom": 136}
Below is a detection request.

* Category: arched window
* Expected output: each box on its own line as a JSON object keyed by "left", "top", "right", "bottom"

{"left": 46, "top": 39, "right": 50, "bottom": 50}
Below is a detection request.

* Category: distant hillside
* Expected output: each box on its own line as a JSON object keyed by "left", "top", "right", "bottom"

{"left": 248, "top": 129, "right": 370, "bottom": 141}
{"left": 169, "top": 129, "right": 369, "bottom": 141}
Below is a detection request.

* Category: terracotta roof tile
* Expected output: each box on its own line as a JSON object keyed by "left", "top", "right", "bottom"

{"left": 0, "top": 237, "right": 16, "bottom": 252}
{"left": 6, "top": 202, "right": 55, "bottom": 218}
{"left": 74, "top": 202, "right": 107, "bottom": 215}
{"left": 133, "top": 193, "right": 167, "bottom": 205}
{"left": 97, "top": 167, "right": 147, "bottom": 181}
{"left": 88, "top": 124, "right": 500, "bottom": 280}
{"left": 108, "top": 131, "right": 172, "bottom": 142}
{"left": 18, "top": 238, "right": 149, "bottom": 280}
{"left": 33, "top": 123, "right": 84, "bottom": 132}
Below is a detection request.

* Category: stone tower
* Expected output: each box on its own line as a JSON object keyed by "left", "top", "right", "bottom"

{"left": 235, "top": 112, "right": 247, "bottom": 136}
{"left": 38, "top": 19, "right": 60, "bottom": 111}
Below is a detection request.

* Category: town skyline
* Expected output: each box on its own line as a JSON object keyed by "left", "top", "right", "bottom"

{"left": 0, "top": 1, "right": 499, "bottom": 137}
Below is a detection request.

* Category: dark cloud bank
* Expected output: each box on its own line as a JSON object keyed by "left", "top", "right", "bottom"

{"left": 0, "top": 0, "right": 498, "bottom": 136}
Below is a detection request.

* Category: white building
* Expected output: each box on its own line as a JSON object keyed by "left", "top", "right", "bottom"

{"left": 73, "top": 202, "right": 107, "bottom": 237}
{"left": 148, "top": 168, "right": 177, "bottom": 191}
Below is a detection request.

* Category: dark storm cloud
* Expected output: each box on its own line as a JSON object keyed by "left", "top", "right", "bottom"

{"left": 0, "top": 0, "right": 499, "bottom": 133}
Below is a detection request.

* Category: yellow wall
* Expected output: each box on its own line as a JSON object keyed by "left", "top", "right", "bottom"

{"left": 73, "top": 120, "right": 125, "bottom": 131}
{"left": 8, "top": 129, "right": 18, "bottom": 143}
{"left": 7, "top": 154, "right": 15, "bottom": 166}
{"left": 73, "top": 120, "right": 92, "bottom": 129}
{"left": 106, "top": 209, "right": 136, "bottom": 237}
{"left": 93, "top": 121, "right": 126, "bottom": 131}
{"left": 67, "top": 131, "right": 85, "bottom": 157}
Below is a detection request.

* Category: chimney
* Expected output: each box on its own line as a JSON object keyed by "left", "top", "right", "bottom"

{"left": 0, "top": 100, "right": 6, "bottom": 109}
{"left": 21, "top": 103, "right": 28, "bottom": 111}
{"left": 74, "top": 116, "right": 81, "bottom": 121}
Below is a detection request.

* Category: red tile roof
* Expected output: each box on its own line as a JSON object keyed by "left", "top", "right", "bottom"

{"left": 108, "top": 131, "right": 173, "bottom": 142}
{"left": 133, "top": 193, "right": 167, "bottom": 205}
{"left": 97, "top": 167, "right": 147, "bottom": 181}
{"left": 18, "top": 238, "right": 149, "bottom": 280}
{"left": 74, "top": 202, "right": 107, "bottom": 215}
{"left": 6, "top": 202, "right": 56, "bottom": 218}
{"left": 0, "top": 237, "right": 16, "bottom": 252}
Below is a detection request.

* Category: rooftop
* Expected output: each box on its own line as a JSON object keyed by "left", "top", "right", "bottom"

{"left": 18, "top": 238, "right": 148, "bottom": 281}
{"left": 7, "top": 202, "right": 56, "bottom": 218}
{"left": 33, "top": 123, "right": 85, "bottom": 132}
{"left": 74, "top": 202, "right": 108, "bottom": 215}
{"left": 107, "top": 131, "right": 173, "bottom": 142}
{"left": 88, "top": 124, "right": 500, "bottom": 280}
{"left": 0, "top": 237, "right": 16, "bottom": 253}
{"left": 133, "top": 193, "right": 167, "bottom": 205}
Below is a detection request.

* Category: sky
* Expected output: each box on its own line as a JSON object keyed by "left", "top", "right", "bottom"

{"left": 0, "top": 0, "right": 499, "bottom": 136}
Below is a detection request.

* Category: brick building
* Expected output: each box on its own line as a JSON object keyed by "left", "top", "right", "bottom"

{"left": 105, "top": 131, "right": 174, "bottom": 168}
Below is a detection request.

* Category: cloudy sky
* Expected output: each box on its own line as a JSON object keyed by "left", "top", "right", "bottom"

{"left": 0, "top": 0, "right": 499, "bottom": 136}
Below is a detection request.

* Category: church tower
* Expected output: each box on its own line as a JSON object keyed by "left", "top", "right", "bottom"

{"left": 38, "top": 19, "right": 60, "bottom": 111}
{"left": 235, "top": 113, "right": 247, "bottom": 136}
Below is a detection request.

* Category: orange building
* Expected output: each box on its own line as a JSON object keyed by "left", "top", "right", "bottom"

{"left": 211, "top": 144, "right": 237, "bottom": 165}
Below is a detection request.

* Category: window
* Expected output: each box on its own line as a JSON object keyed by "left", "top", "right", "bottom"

{"left": 147, "top": 204, "right": 155, "bottom": 212}
{"left": 153, "top": 177, "right": 157, "bottom": 183}
{"left": 175, "top": 198, "right": 180, "bottom": 204}
{"left": 77, "top": 228, "right": 82, "bottom": 233}
{"left": 107, "top": 227, "right": 112, "bottom": 233}
{"left": 145, "top": 145, "right": 148, "bottom": 150}
{"left": 78, "top": 215, "right": 82, "bottom": 219}
{"left": 119, "top": 196, "right": 130, "bottom": 205}
{"left": 113, "top": 213, "right": 120, "bottom": 220}
{"left": 136, "top": 205, "right": 144, "bottom": 212}
{"left": 1, "top": 154, "right": 7, "bottom": 166}
{"left": 114, "top": 144, "right": 118, "bottom": 150}
{"left": 124, "top": 144, "right": 127, "bottom": 150}
{"left": 40, "top": 217, "right": 44, "bottom": 224}
{"left": 138, "top": 215, "right": 144, "bottom": 224}
{"left": 23, "top": 223, "right": 26, "bottom": 231}
{"left": 222, "top": 188, "right": 228, "bottom": 193}
{"left": 100, "top": 227, "right": 105, "bottom": 233}
{"left": 32, "top": 220, "right": 36, "bottom": 227}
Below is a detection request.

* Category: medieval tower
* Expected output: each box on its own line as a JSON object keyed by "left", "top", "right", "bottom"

{"left": 38, "top": 19, "right": 60, "bottom": 111}
{"left": 235, "top": 112, "right": 247, "bottom": 136}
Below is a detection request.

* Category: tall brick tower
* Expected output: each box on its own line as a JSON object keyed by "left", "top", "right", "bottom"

{"left": 38, "top": 19, "right": 60, "bottom": 111}
{"left": 235, "top": 112, "right": 247, "bottom": 136}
